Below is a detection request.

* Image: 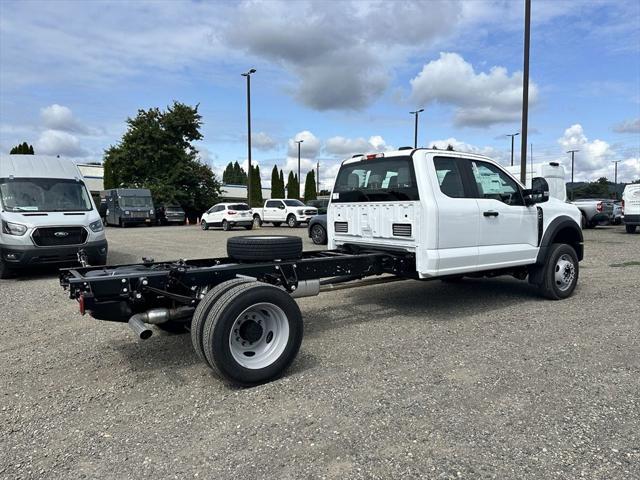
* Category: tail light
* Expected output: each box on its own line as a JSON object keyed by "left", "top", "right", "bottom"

{"left": 365, "top": 153, "right": 384, "bottom": 160}
{"left": 596, "top": 202, "right": 603, "bottom": 212}
{"left": 228, "top": 211, "right": 237, "bottom": 215}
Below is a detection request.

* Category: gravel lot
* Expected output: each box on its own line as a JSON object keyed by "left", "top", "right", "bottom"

{"left": 1, "top": 224, "right": 639, "bottom": 479}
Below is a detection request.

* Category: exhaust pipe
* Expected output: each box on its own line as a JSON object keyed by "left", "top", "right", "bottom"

{"left": 127, "top": 306, "right": 195, "bottom": 340}
{"left": 128, "top": 315, "right": 153, "bottom": 340}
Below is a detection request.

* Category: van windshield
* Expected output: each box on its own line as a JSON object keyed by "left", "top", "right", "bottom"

{"left": 119, "top": 196, "right": 153, "bottom": 208}
{"left": 0, "top": 177, "right": 92, "bottom": 212}
{"left": 332, "top": 156, "right": 419, "bottom": 202}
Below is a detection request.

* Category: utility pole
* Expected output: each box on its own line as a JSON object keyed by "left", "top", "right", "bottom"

{"left": 519, "top": 0, "right": 531, "bottom": 184}
{"left": 241, "top": 68, "right": 256, "bottom": 205}
{"left": 410, "top": 109, "right": 424, "bottom": 148}
{"left": 567, "top": 149, "right": 579, "bottom": 200}
{"left": 506, "top": 133, "right": 519, "bottom": 166}
{"left": 612, "top": 160, "right": 621, "bottom": 198}
{"left": 316, "top": 161, "right": 320, "bottom": 193}
{"left": 295, "top": 139, "right": 304, "bottom": 199}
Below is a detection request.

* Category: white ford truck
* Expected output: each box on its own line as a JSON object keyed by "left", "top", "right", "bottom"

{"left": 61, "top": 148, "right": 584, "bottom": 386}
{"left": 328, "top": 149, "right": 583, "bottom": 299}
{"left": 252, "top": 199, "right": 317, "bottom": 228}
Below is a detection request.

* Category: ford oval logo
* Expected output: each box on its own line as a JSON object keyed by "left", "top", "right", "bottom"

{"left": 54, "top": 231, "right": 69, "bottom": 238}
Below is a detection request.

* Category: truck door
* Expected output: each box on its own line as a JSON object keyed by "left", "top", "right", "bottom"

{"left": 265, "top": 200, "right": 281, "bottom": 222}
{"left": 467, "top": 159, "right": 538, "bottom": 268}
{"left": 432, "top": 157, "right": 479, "bottom": 273}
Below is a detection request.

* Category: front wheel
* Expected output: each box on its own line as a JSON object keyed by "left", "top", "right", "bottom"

{"left": 626, "top": 224, "right": 637, "bottom": 233}
{"left": 537, "top": 243, "right": 579, "bottom": 300}
{"left": 201, "top": 220, "right": 209, "bottom": 230}
{"left": 287, "top": 215, "right": 298, "bottom": 228}
{"left": 201, "top": 282, "right": 303, "bottom": 386}
{"left": 253, "top": 215, "right": 262, "bottom": 228}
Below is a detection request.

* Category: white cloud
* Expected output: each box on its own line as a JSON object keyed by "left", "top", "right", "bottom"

{"left": 324, "top": 135, "right": 391, "bottom": 157}
{"left": 40, "top": 104, "right": 87, "bottom": 133}
{"left": 286, "top": 131, "right": 321, "bottom": 159}
{"left": 410, "top": 52, "right": 538, "bottom": 127}
{"left": 35, "top": 130, "right": 87, "bottom": 157}
{"left": 253, "top": 132, "right": 277, "bottom": 151}
{"left": 613, "top": 118, "right": 640, "bottom": 134}
{"left": 428, "top": 137, "right": 509, "bottom": 165}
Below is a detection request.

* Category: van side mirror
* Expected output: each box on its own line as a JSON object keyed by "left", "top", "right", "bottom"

{"left": 523, "top": 188, "right": 549, "bottom": 206}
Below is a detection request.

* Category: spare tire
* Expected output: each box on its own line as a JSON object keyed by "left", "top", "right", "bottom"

{"left": 227, "top": 235, "right": 302, "bottom": 261}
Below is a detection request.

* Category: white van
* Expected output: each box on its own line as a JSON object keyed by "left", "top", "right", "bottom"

{"left": 622, "top": 183, "right": 640, "bottom": 233}
{"left": 0, "top": 155, "right": 108, "bottom": 278}
{"left": 506, "top": 162, "right": 567, "bottom": 202}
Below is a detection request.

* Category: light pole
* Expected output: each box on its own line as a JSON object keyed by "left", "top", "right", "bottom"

{"left": 316, "top": 161, "right": 320, "bottom": 193}
{"left": 612, "top": 160, "right": 621, "bottom": 198}
{"left": 241, "top": 68, "right": 256, "bottom": 205}
{"left": 506, "top": 133, "right": 519, "bottom": 166}
{"left": 295, "top": 139, "right": 304, "bottom": 198}
{"left": 519, "top": 0, "right": 531, "bottom": 184}
{"left": 410, "top": 108, "right": 424, "bottom": 148}
{"left": 567, "top": 150, "right": 579, "bottom": 200}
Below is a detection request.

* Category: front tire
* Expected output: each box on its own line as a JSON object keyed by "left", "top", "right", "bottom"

{"left": 253, "top": 215, "right": 262, "bottom": 228}
{"left": 626, "top": 224, "right": 637, "bottom": 233}
{"left": 310, "top": 224, "right": 327, "bottom": 245}
{"left": 201, "top": 220, "right": 209, "bottom": 230}
{"left": 287, "top": 214, "right": 298, "bottom": 228}
{"left": 201, "top": 282, "right": 303, "bottom": 386}
{"left": 538, "top": 243, "right": 579, "bottom": 300}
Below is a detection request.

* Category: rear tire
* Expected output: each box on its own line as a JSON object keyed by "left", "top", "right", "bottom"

{"left": 201, "top": 282, "right": 303, "bottom": 386}
{"left": 222, "top": 220, "right": 230, "bottom": 231}
{"left": 227, "top": 235, "right": 303, "bottom": 261}
{"left": 310, "top": 224, "right": 327, "bottom": 245}
{"left": 537, "top": 243, "right": 579, "bottom": 300}
{"left": 191, "top": 278, "right": 253, "bottom": 362}
{"left": 287, "top": 215, "right": 298, "bottom": 228}
{"left": 626, "top": 224, "right": 637, "bottom": 233}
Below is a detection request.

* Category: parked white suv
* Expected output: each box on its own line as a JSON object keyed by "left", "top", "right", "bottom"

{"left": 201, "top": 203, "right": 253, "bottom": 231}
{"left": 252, "top": 199, "right": 317, "bottom": 228}
{"left": 328, "top": 149, "right": 584, "bottom": 299}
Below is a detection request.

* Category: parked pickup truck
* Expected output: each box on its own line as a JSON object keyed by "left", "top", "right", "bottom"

{"left": 252, "top": 199, "right": 317, "bottom": 228}
{"left": 571, "top": 198, "right": 614, "bottom": 229}
{"left": 60, "top": 148, "right": 584, "bottom": 387}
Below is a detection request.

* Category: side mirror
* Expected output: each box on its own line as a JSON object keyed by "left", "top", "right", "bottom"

{"left": 523, "top": 188, "right": 549, "bottom": 206}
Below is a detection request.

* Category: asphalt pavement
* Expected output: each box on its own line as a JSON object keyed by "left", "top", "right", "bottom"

{"left": 1, "top": 224, "right": 638, "bottom": 479}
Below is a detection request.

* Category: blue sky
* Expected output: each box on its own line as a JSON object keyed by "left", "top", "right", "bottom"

{"left": 1, "top": 0, "right": 638, "bottom": 188}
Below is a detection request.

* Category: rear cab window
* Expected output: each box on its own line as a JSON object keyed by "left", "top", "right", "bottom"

{"left": 332, "top": 156, "right": 419, "bottom": 203}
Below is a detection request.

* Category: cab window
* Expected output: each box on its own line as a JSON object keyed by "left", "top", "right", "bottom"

{"left": 433, "top": 157, "right": 465, "bottom": 198}
{"left": 470, "top": 161, "right": 523, "bottom": 206}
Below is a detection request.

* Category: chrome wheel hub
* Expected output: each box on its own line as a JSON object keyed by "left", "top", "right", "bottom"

{"left": 554, "top": 254, "right": 576, "bottom": 291}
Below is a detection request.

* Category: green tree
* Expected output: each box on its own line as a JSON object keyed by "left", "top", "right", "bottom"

{"left": 270, "top": 165, "right": 280, "bottom": 197}
{"left": 103, "top": 101, "right": 221, "bottom": 220}
{"left": 286, "top": 171, "right": 295, "bottom": 198}
{"left": 250, "top": 165, "right": 263, "bottom": 207}
{"left": 278, "top": 170, "right": 285, "bottom": 197}
{"left": 304, "top": 170, "right": 317, "bottom": 202}
{"left": 9, "top": 142, "right": 35, "bottom": 154}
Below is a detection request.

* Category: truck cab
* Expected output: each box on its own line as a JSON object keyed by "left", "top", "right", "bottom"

{"left": 328, "top": 149, "right": 583, "bottom": 297}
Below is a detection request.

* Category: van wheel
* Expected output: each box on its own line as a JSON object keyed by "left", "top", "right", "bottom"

{"left": 201, "top": 282, "right": 303, "bottom": 386}
{"left": 0, "top": 260, "right": 13, "bottom": 279}
{"left": 287, "top": 215, "right": 298, "bottom": 228}
{"left": 626, "top": 224, "right": 637, "bottom": 233}
{"left": 538, "top": 243, "right": 579, "bottom": 300}
{"left": 222, "top": 220, "right": 230, "bottom": 231}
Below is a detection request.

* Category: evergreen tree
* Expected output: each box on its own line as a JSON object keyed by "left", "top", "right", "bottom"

{"left": 304, "top": 170, "right": 317, "bottom": 202}
{"left": 286, "top": 171, "right": 295, "bottom": 198}
{"left": 9, "top": 142, "right": 34, "bottom": 154}
{"left": 270, "top": 165, "right": 280, "bottom": 197}
{"left": 278, "top": 170, "right": 285, "bottom": 197}
{"left": 250, "top": 165, "right": 263, "bottom": 207}
{"left": 28, "top": 144, "right": 34, "bottom": 154}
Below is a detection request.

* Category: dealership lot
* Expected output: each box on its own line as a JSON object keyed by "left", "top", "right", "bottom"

{"left": 1, "top": 225, "right": 638, "bottom": 479}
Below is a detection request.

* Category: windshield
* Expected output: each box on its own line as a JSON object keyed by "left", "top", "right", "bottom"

{"left": 283, "top": 199, "right": 304, "bottom": 206}
{"left": 332, "top": 156, "right": 419, "bottom": 202}
{"left": 230, "top": 204, "right": 251, "bottom": 210}
{"left": 0, "top": 177, "right": 92, "bottom": 212}
{"left": 119, "top": 195, "right": 153, "bottom": 208}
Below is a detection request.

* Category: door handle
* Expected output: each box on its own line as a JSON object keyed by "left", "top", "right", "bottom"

{"left": 483, "top": 211, "right": 499, "bottom": 217}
